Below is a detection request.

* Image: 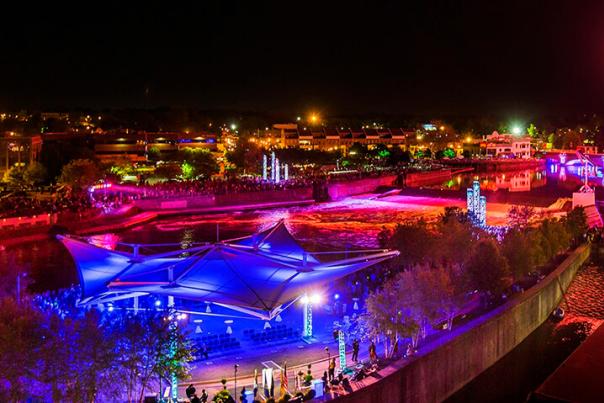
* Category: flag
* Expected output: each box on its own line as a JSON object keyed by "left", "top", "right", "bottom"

{"left": 280, "top": 362, "right": 288, "bottom": 397}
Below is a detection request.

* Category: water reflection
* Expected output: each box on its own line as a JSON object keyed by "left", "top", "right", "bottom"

{"left": 434, "top": 163, "right": 604, "bottom": 194}
{"left": 438, "top": 169, "right": 552, "bottom": 192}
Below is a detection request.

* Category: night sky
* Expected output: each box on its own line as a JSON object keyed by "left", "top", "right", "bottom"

{"left": 1, "top": 1, "right": 603, "bottom": 117}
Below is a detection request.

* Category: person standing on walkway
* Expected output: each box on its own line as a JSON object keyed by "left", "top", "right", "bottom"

{"left": 352, "top": 339, "right": 360, "bottom": 362}
{"left": 328, "top": 358, "right": 336, "bottom": 381}
{"left": 186, "top": 384, "right": 196, "bottom": 400}
{"left": 369, "top": 341, "right": 377, "bottom": 362}
{"left": 240, "top": 386, "right": 247, "bottom": 402}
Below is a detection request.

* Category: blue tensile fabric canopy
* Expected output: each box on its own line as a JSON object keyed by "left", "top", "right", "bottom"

{"left": 58, "top": 221, "right": 398, "bottom": 319}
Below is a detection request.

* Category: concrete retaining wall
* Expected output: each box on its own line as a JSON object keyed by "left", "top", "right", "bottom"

{"left": 338, "top": 244, "right": 591, "bottom": 403}
{"left": 327, "top": 175, "right": 398, "bottom": 201}
{"left": 404, "top": 170, "right": 452, "bottom": 187}
{"left": 0, "top": 213, "right": 56, "bottom": 230}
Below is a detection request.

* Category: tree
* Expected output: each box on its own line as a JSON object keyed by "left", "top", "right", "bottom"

{"left": 372, "top": 144, "right": 390, "bottom": 161}
{"left": 537, "top": 219, "right": 571, "bottom": 262}
{"left": 380, "top": 220, "right": 439, "bottom": 270}
{"left": 436, "top": 219, "right": 475, "bottom": 268}
{"left": 147, "top": 146, "right": 161, "bottom": 162}
{"left": 112, "top": 309, "right": 195, "bottom": 402}
{"left": 348, "top": 142, "right": 368, "bottom": 160}
{"left": 507, "top": 205, "right": 535, "bottom": 229}
{"left": 414, "top": 265, "right": 465, "bottom": 331}
{"left": 153, "top": 163, "right": 182, "bottom": 180}
{"left": 387, "top": 147, "right": 410, "bottom": 166}
{"left": 527, "top": 123, "right": 539, "bottom": 138}
{"left": 502, "top": 229, "right": 536, "bottom": 280}
{"left": 225, "top": 137, "right": 262, "bottom": 174}
{"left": 178, "top": 148, "right": 219, "bottom": 179}
{"left": 362, "top": 276, "right": 419, "bottom": 357}
{"left": 465, "top": 238, "right": 511, "bottom": 301}
{"left": 2, "top": 167, "right": 25, "bottom": 190}
{"left": 68, "top": 311, "right": 119, "bottom": 402}
{"left": 440, "top": 206, "right": 469, "bottom": 225}
{"left": 58, "top": 159, "right": 102, "bottom": 191}
{"left": 23, "top": 162, "right": 47, "bottom": 188}
{"left": 565, "top": 207, "right": 588, "bottom": 245}
{"left": 39, "top": 311, "right": 119, "bottom": 402}
{"left": 443, "top": 148, "right": 456, "bottom": 158}
{"left": 0, "top": 297, "right": 46, "bottom": 402}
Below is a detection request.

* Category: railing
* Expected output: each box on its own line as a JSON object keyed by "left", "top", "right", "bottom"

{"left": 0, "top": 213, "right": 56, "bottom": 230}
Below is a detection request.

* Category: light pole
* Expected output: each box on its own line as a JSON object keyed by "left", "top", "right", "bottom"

{"left": 302, "top": 294, "right": 312, "bottom": 339}
{"left": 234, "top": 364, "right": 239, "bottom": 399}
{"left": 16, "top": 271, "right": 25, "bottom": 305}
{"left": 168, "top": 295, "right": 178, "bottom": 402}
{"left": 302, "top": 293, "right": 321, "bottom": 340}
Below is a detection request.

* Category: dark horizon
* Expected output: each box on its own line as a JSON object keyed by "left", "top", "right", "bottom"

{"left": 1, "top": 1, "right": 604, "bottom": 117}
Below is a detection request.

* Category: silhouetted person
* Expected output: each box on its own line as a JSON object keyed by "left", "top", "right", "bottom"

{"left": 328, "top": 358, "right": 336, "bottom": 381}
{"left": 369, "top": 341, "right": 377, "bottom": 362}
{"left": 186, "top": 384, "right": 196, "bottom": 400}
{"left": 352, "top": 339, "right": 359, "bottom": 362}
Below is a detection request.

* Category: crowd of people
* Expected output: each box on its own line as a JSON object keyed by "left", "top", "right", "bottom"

{"left": 0, "top": 167, "right": 402, "bottom": 220}
{"left": 0, "top": 192, "right": 92, "bottom": 219}
{"left": 138, "top": 176, "right": 314, "bottom": 199}
{"left": 138, "top": 167, "right": 402, "bottom": 199}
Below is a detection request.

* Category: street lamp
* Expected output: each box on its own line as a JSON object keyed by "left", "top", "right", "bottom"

{"left": 234, "top": 364, "right": 239, "bottom": 398}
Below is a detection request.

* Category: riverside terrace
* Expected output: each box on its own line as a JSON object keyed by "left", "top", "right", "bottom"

{"left": 57, "top": 220, "right": 398, "bottom": 400}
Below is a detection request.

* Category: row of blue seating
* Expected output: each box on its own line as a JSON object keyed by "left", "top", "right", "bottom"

{"left": 192, "top": 334, "right": 240, "bottom": 356}
{"left": 247, "top": 326, "right": 298, "bottom": 343}
{"left": 196, "top": 333, "right": 233, "bottom": 343}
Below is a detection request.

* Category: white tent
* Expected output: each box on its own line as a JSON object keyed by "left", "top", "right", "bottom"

{"left": 58, "top": 221, "right": 398, "bottom": 320}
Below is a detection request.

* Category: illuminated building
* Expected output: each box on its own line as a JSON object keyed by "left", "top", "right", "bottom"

{"left": 265, "top": 124, "right": 414, "bottom": 152}
{"left": 0, "top": 131, "right": 42, "bottom": 173}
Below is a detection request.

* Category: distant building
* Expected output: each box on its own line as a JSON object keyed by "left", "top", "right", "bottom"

{"left": 484, "top": 132, "right": 532, "bottom": 158}
{"left": 256, "top": 124, "right": 414, "bottom": 152}
{"left": 0, "top": 132, "right": 42, "bottom": 173}
{"left": 464, "top": 131, "right": 532, "bottom": 159}
{"left": 40, "top": 112, "right": 69, "bottom": 121}
{"left": 39, "top": 131, "right": 220, "bottom": 164}
{"left": 94, "top": 131, "right": 219, "bottom": 162}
